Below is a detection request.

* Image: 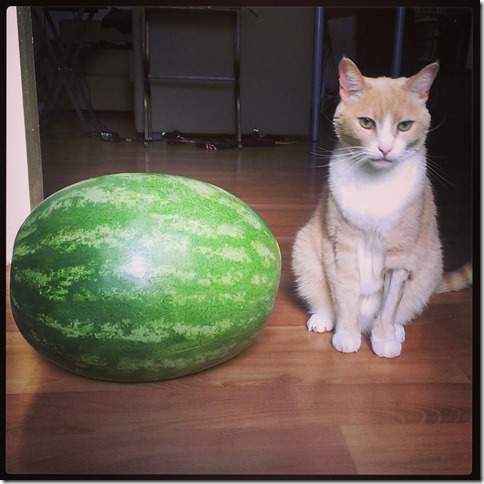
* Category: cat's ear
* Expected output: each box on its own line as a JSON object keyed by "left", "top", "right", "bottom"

{"left": 405, "top": 62, "right": 439, "bottom": 102}
{"left": 339, "top": 58, "right": 366, "bottom": 101}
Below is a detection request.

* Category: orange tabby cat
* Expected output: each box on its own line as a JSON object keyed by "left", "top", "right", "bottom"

{"left": 292, "top": 58, "right": 471, "bottom": 358}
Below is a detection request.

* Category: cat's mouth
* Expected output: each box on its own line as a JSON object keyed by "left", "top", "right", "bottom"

{"left": 369, "top": 158, "right": 394, "bottom": 169}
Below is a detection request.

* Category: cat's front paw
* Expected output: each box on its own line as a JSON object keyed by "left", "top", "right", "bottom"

{"left": 306, "top": 313, "right": 334, "bottom": 333}
{"left": 371, "top": 338, "right": 402, "bottom": 358}
{"left": 395, "top": 324, "right": 406, "bottom": 343}
{"left": 332, "top": 331, "right": 361, "bottom": 353}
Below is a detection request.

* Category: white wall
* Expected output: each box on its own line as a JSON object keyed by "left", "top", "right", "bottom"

{"left": 6, "top": 6, "right": 31, "bottom": 264}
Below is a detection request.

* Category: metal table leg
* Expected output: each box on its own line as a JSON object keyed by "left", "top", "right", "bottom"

{"left": 392, "top": 7, "right": 405, "bottom": 78}
{"left": 142, "top": 7, "right": 241, "bottom": 147}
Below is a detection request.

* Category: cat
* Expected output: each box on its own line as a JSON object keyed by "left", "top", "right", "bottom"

{"left": 292, "top": 58, "right": 471, "bottom": 358}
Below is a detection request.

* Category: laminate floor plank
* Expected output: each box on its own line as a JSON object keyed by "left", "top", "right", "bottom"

{"left": 341, "top": 424, "right": 473, "bottom": 475}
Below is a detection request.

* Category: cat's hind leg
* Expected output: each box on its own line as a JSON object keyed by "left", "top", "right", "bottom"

{"left": 292, "top": 219, "right": 335, "bottom": 334}
{"left": 370, "top": 268, "right": 408, "bottom": 358}
{"left": 307, "top": 309, "right": 335, "bottom": 333}
{"left": 297, "top": 269, "right": 335, "bottom": 334}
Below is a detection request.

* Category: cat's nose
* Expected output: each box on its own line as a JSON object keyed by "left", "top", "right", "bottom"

{"left": 378, "top": 145, "right": 392, "bottom": 157}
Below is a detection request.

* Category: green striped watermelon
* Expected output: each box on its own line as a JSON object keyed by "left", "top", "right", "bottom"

{"left": 10, "top": 173, "right": 281, "bottom": 382}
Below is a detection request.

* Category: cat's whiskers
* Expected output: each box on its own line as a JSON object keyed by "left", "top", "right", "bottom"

{"left": 310, "top": 148, "right": 334, "bottom": 168}
{"left": 311, "top": 146, "right": 334, "bottom": 159}
{"left": 332, "top": 145, "right": 366, "bottom": 162}
{"left": 330, "top": 146, "right": 375, "bottom": 177}
{"left": 426, "top": 156, "right": 455, "bottom": 189}
{"left": 427, "top": 114, "right": 447, "bottom": 134}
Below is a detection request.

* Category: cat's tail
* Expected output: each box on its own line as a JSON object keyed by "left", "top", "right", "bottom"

{"left": 435, "top": 262, "right": 472, "bottom": 293}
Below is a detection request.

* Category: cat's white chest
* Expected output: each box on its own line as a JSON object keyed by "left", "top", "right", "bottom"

{"left": 330, "top": 159, "right": 424, "bottom": 230}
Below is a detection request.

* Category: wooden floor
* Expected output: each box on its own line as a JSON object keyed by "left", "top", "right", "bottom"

{"left": 6, "top": 112, "right": 475, "bottom": 477}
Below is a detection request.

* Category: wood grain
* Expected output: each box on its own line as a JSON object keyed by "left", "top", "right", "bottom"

{"left": 6, "top": 112, "right": 474, "bottom": 477}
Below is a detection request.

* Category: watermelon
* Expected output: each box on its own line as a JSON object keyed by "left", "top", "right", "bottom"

{"left": 10, "top": 173, "right": 281, "bottom": 382}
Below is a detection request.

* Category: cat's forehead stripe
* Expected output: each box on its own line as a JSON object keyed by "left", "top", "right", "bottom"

{"left": 357, "top": 82, "right": 418, "bottom": 122}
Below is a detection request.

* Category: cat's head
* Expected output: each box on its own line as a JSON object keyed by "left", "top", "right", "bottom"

{"left": 333, "top": 58, "right": 439, "bottom": 169}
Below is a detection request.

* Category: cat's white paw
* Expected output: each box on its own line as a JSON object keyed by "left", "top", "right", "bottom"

{"left": 306, "top": 313, "right": 334, "bottom": 333}
{"left": 395, "top": 324, "right": 406, "bottom": 343}
{"left": 371, "top": 338, "right": 402, "bottom": 358}
{"left": 332, "top": 331, "right": 361, "bottom": 353}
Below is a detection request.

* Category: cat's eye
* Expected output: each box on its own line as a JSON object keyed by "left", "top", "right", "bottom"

{"left": 397, "top": 120, "right": 414, "bottom": 132}
{"left": 358, "top": 117, "right": 376, "bottom": 130}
